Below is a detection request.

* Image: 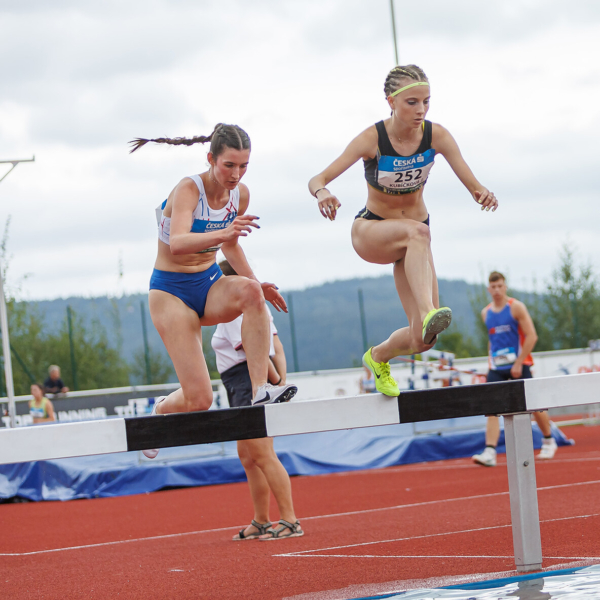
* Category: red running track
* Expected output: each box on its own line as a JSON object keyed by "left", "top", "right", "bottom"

{"left": 1, "top": 424, "right": 599, "bottom": 600}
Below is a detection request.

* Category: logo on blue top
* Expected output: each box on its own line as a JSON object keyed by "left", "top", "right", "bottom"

{"left": 191, "top": 211, "right": 237, "bottom": 233}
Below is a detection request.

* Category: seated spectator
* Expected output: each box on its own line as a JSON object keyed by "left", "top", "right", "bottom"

{"left": 43, "top": 365, "right": 69, "bottom": 395}
{"left": 29, "top": 383, "right": 56, "bottom": 424}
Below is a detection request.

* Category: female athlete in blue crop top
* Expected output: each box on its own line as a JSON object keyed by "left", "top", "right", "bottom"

{"left": 129, "top": 124, "right": 297, "bottom": 458}
{"left": 308, "top": 65, "right": 498, "bottom": 396}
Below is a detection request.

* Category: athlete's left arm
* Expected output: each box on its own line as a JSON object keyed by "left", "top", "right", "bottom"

{"left": 510, "top": 301, "right": 538, "bottom": 378}
{"left": 432, "top": 124, "right": 498, "bottom": 212}
{"left": 221, "top": 185, "right": 288, "bottom": 313}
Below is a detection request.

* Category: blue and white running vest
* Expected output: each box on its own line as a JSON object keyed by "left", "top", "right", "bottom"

{"left": 156, "top": 174, "right": 240, "bottom": 254}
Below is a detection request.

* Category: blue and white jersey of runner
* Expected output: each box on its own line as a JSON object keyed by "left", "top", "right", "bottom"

{"left": 156, "top": 174, "right": 240, "bottom": 253}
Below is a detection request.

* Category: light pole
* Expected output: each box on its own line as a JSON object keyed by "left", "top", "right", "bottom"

{"left": 0, "top": 156, "right": 35, "bottom": 428}
{"left": 389, "top": 0, "right": 399, "bottom": 65}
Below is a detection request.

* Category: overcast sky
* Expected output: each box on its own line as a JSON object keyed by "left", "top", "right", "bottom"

{"left": 1, "top": 0, "right": 599, "bottom": 301}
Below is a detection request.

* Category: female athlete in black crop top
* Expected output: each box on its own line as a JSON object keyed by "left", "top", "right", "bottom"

{"left": 308, "top": 65, "right": 498, "bottom": 396}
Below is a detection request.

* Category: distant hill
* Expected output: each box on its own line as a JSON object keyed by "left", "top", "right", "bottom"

{"left": 271, "top": 276, "right": 484, "bottom": 371}
{"left": 15, "top": 275, "right": 491, "bottom": 377}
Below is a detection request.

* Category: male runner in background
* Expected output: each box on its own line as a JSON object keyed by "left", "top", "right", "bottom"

{"left": 472, "top": 271, "right": 557, "bottom": 466}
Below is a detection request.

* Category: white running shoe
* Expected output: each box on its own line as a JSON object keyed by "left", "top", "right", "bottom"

{"left": 472, "top": 446, "right": 497, "bottom": 467}
{"left": 252, "top": 383, "right": 298, "bottom": 406}
{"left": 142, "top": 396, "right": 166, "bottom": 460}
{"left": 538, "top": 437, "right": 557, "bottom": 460}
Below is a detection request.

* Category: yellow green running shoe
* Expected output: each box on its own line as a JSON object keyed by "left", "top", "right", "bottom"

{"left": 422, "top": 307, "right": 452, "bottom": 345}
{"left": 362, "top": 347, "right": 400, "bottom": 397}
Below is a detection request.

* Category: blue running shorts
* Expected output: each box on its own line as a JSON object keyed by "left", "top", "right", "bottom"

{"left": 149, "top": 262, "right": 222, "bottom": 318}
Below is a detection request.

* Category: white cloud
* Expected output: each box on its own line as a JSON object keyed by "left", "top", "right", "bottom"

{"left": 1, "top": 0, "right": 600, "bottom": 301}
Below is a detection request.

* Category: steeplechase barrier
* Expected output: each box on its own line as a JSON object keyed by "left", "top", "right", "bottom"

{"left": 1, "top": 371, "right": 599, "bottom": 572}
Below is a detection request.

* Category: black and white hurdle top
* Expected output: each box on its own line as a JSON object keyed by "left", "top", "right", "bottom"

{"left": 1, "top": 372, "right": 598, "bottom": 465}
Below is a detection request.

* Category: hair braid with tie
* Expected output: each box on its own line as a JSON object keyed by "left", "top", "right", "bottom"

{"left": 384, "top": 64, "right": 429, "bottom": 97}
{"left": 128, "top": 123, "right": 251, "bottom": 157}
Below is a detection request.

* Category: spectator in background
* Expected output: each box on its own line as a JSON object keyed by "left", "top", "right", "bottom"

{"left": 211, "top": 260, "right": 303, "bottom": 541}
{"left": 43, "top": 365, "right": 69, "bottom": 395}
{"left": 472, "top": 271, "right": 557, "bottom": 467}
{"left": 29, "top": 383, "right": 56, "bottom": 424}
{"left": 359, "top": 366, "right": 376, "bottom": 394}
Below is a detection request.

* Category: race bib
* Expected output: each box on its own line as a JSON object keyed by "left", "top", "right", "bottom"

{"left": 377, "top": 149, "right": 436, "bottom": 193}
{"left": 491, "top": 347, "right": 517, "bottom": 369}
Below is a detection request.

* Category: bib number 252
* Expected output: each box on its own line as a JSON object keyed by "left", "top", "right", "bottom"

{"left": 395, "top": 169, "right": 422, "bottom": 183}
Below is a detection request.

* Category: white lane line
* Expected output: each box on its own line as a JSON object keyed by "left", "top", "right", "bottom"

{"left": 0, "top": 524, "right": 244, "bottom": 557}
{"left": 334, "top": 455, "right": 600, "bottom": 475}
{"left": 2, "top": 481, "right": 599, "bottom": 557}
{"left": 274, "top": 513, "right": 600, "bottom": 557}
{"left": 279, "top": 554, "right": 600, "bottom": 559}
{"left": 282, "top": 560, "right": 600, "bottom": 600}
{"left": 299, "top": 478, "right": 600, "bottom": 522}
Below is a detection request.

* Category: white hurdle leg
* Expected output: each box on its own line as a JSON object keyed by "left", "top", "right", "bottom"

{"left": 503, "top": 413, "right": 543, "bottom": 572}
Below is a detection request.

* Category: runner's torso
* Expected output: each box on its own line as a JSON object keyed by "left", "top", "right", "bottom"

{"left": 29, "top": 398, "right": 49, "bottom": 419}
{"left": 486, "top": 298, "right": 533, "bottom": 370}
{"left": 361, "top": 120, "right": 434, "bottom": 220}
{"left": 154, "top": 174, "right": 240, "bottom": 272}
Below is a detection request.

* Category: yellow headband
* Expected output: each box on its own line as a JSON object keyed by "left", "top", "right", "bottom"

{"left": 390, "top": 81, "right": 430, "bottom": 97}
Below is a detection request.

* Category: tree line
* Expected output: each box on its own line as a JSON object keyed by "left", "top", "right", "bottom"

{"left": 2, "top": 242, "right": 598, "bottom": 395}
{"left": 1, "top": 299, "right": 183, "bottom": 396}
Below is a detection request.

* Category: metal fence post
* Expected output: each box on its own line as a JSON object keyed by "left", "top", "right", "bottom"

{"left": 504, "top": 413, "right": 543, "bottom": 572}
{"left": 66, "top": 305, "right": 79, "bottom": 391}
{"left": 140, "top": 300, "right": 152, "bottom": 385}
{"left": 287, "top": 293, "right": 299, "bottom": 372}
{"left": 0, "top": 257, "right": 16, "bottom": 427}
{"left": 358, "top": 288, "right": 368, "bottom": 351}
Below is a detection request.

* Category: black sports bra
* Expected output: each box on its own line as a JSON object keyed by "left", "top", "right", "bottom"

{"left": 364, "top": 120, "right": 435, "bottom": 195}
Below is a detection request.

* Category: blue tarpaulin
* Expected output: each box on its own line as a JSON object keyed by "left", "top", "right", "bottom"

{"left": 0, "top": 417, "right": 573, "bottom": 502}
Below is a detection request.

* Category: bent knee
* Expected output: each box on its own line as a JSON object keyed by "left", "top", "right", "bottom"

{"left": 408, "top": 222, "right": 431, "bottom": 243}
{"left": 239, "top": 279, "right": 264, "bottom": 309}
{"left": 181, "top": 393, "right": 212, "bottom": 412}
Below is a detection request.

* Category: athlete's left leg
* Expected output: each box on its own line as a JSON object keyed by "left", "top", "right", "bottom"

{"left": 533, "top": 411, "right": 552, "bottom": 437}
{"left": 371, "top": 245, "right": 439, "bottom": 363}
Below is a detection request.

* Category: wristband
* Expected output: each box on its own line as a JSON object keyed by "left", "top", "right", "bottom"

{"left": 314, "top": 188, "right": 327, "bottom": 199}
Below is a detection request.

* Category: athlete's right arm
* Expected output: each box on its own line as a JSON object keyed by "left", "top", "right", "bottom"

{"left": 169, "top": 179, "right": 258, "bottom": 255}
{"left": 308, "top": 127, "right": 377, "bottom": 221}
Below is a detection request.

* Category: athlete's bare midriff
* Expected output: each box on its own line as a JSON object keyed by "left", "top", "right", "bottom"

{"left": 154, "top": 240, "right": 217, "bottom": 273}
{"left": 364, "top": 183, "right": 429, "bottom": 222}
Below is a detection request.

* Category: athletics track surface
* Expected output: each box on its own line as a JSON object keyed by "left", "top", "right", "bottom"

{"left": 0, "top": 424, "right": 598, "bottom": 600}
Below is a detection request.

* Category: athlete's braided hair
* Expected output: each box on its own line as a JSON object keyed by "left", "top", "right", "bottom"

{"left": 384, "top": 64, "right": 429, "bottom": 97}
{"left": 128, "top": 123, "right": 251, "bottom": 156}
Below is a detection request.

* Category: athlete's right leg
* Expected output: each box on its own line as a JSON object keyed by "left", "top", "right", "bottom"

{"left": 352, "top": 218, "right": 437, "bottom": 322}
{"left": 149, "top": 289, "right": 214, "bottom": 414}
{"left": 237, "top": 440, "right": 271, "bottom": 536}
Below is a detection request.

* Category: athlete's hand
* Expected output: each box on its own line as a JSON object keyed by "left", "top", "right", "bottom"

{"left": 510, "top": 361, "right": 523, "bottom": 379}
{"left": 222, "top": 215, "right": 260, "bottom": 242}
{"left": 262, "top": 282, "right": 288, "bottom": 313}
{"left": 474, "top": 188, "right": 498, "bottom": 212}
{"left": 317, "top": 191, "right": 342, "bottom": 221}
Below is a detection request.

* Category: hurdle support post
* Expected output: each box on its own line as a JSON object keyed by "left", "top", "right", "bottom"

{"left": 503, "top": 412, "right": 543, "bottom": 572}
